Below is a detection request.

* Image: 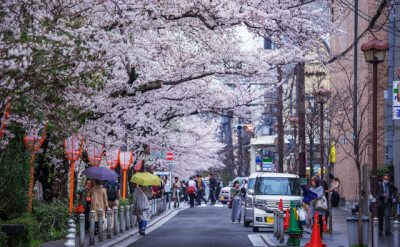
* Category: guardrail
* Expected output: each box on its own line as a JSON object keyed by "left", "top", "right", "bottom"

{"left": 65, "top": 195, "right": 170, "bottom": 246}
{"left": 272, "top": 209, "right": 284, "bottom": 244}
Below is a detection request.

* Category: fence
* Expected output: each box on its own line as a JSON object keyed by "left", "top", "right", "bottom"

{"left": 65, "top": 195, "right": 170, "bottom": 246}
{"left": 272, "top": 209, "right": 285, "bottom": 244}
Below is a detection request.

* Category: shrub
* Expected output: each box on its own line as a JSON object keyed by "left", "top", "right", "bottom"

{"left": 0, "top": 124, "right": 31, "bottom": 219}
{"left": 0, "top": 213, "right": 43, "bottom": 247}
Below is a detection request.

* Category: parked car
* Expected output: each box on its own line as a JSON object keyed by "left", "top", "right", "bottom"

{"left": 219, "top": 177, "right": 248, "bottom": 204}
{"left": 243, "top": 173, "right": 258, "bottom": 227}
{"left": 249, "top": 173, "right": 302, "bottom": 232}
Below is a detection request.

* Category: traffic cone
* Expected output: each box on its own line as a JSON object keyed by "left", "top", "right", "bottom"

{"left": 284, "top": 208, "right": 290, "bottom": 231}
{"left": 285, "top": 202, "right": 303, "bottom": 246}
{"left": 304, "top": 212, "right": 327, "bottom": 247}
{"left": 322, "top": 215, "right": 328, "bottom": 232}
{"left": 279, "top": 199, "right": 283, "bottom": 212}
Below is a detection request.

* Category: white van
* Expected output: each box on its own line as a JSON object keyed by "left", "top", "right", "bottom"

{"left": 248, "top": 173, "right": 302, "bottom": 232}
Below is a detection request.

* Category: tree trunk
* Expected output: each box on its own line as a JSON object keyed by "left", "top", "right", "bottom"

{"left": 358, "top": 166, "right": 364, "bottom": 247}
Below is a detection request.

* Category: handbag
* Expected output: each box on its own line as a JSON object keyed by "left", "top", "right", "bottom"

{"left": 74, "top": 193, "right": 85, "bottom": 214}
{"left": 315, "top": 195, "right": 328, "bottom": 211}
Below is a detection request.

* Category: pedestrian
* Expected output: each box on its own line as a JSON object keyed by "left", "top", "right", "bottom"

{"left": 133, "top": 184, "right": 152, "bottom": 236}
{"left": 330, "top": 177, "right": 341, "bottom": 207}
{"left": 208, "top": 173, "right": 217, "bottom": 205}
{"left": 162, "top": 176, "right": 170, "bottom": 203}
{"left": 196, "top": 175, "right": 207, "bottom": 205}
{"left": 230, "top": 181, "right": 242, "bottom": 223}
{"left": 187, "top": 177, "right": 196, "bottom": 208}
{"left": 378, "top": 174, "right": 398, "bottom": 235}
{"left": 152, "top": 185, "right": 159, "bottom": 199}
{"left": 172, "top": 177, "right": 181, "bottom": 208}
{"left": 318, "top": 174, "right": 330, "bottom": 227}
{"left": 215, "top": 181, "right": 221, "bottom": 202}
{"left": 309, "top": 176, "right": 325, "bottom": 239}
{"left": 77, "top": 179, "right": 92, "bottom": 232}
{"left": 181, "top": 180, "right": 188, "bottom": 202}
{"left": 90, "top": 179, "right": 109, "bottom": 235}
{"left": 103, "top": 179, "right": 121, "bottom": 229}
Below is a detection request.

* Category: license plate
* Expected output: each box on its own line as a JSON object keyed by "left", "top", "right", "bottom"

{"left": 220, "top": 196, "right": 224, "bottom": 200}
{"left": 266, "top": 217, "right": 274, "bottom": 224}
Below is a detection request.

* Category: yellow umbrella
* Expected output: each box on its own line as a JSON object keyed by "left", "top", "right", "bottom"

{"left": 130, "top": 172, "right": 162, "bottom": 186}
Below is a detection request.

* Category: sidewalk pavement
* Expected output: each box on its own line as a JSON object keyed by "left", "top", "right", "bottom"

{"left": 41, "top": 205, "right": 187, "bottom": 247}
{"left": 263, "top": 206, "right": 395, "bottom": 247}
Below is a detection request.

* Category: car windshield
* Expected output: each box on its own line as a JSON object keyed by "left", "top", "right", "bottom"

{"left": 255, "top": 177, "right": 300, "bottom": 196}
{"left": 248, "top": 178, "right": 256, "bottom": 190}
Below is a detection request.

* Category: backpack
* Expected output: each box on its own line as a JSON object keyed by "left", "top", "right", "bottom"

{"left": 107, "top": 182, "right": 118, "bottom": 201}
{"left": 187, "top": 186, "right": 195, "bottom": 194}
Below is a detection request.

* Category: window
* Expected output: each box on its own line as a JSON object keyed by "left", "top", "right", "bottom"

{"left": 255, "top": 177, "right": 300, "bottom": 196}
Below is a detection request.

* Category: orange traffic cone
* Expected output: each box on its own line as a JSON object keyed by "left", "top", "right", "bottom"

{"left": 304, "top": 212, "right": 327, "bottom": 247}
{"left": 322, "top": 215, "right": 328, "bottom": 232}
{"left": 284, "top": 208, "right": 290, "bottom": 231}
{"left": 279, "top": 199, "right": 283, "bottom": 212}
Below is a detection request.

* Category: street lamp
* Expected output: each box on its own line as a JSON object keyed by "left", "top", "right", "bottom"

{"left": 312, "top": 86, "right": 330, "bottom": 180}
{"left": 361, "top": 37, "right": 388, "bottom": 221}
{"left": 289, "top": 117, "right": 298, "bottom": 174}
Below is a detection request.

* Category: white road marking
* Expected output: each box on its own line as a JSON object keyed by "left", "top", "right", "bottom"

{"left": 248, "top": 234, "right": 268, "bottom": 246}
{"left": 214, "top": 204, "right": 223, "bottom": 207}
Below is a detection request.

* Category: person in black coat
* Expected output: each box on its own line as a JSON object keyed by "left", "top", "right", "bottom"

{"left": 208, "top": 173, "right": 217, "bottom": 205}
{"left": 378, "top": 174, "right": 398, "bottom": 235}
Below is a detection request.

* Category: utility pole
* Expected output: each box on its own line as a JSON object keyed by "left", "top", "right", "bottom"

{"left": 277, "top": 67, "right": 284, "bottom": 173}
{"left": 297, "top": 63, "right": 306, "bottom": 179}
{"left": 238, "top": 117, "right": 243, "bottom": 176}
{"left": 353, "top": 0, "right": 359, "bottom": 156}
{"left": 227, "top": 111, "right": 235, "bottom": 178}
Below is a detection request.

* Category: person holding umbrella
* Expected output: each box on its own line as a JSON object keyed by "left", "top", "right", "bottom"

{"left": 90, "top": 179, "right": 109, "bottom": 235}
{"left": 131, "top": 172, "right": 161, "bottom": 236}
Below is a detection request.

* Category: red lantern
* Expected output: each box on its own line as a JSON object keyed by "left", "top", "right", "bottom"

{"left": 24, "top": 123, "right": 47, "bottom": 212}
{"left": 64, "top": 134, "right": 84, "bottom": 213}
{"left": 105, "top": 149, "right": 120, "bottom": 169}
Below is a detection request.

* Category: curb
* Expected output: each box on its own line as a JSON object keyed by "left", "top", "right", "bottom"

{"left": 261, "top": 234, "right": 286, "bottom": 247}
{"left": 102, "top": 206, "right": 186, "bottom": 247}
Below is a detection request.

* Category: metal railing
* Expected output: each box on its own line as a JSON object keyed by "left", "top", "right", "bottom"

{"left": 65, "top": 195, "right": 170, "bottom": 246}
{"left": 272, "top": 209, "right": 284, "bottom": 244}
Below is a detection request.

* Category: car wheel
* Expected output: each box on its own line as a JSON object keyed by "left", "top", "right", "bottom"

{"left": 252, "top": 227, "right": 259, "bottom": 232}
{"left": 244, "top": 221, "right": 250, "bottom": 227}
{"left": 222, "top": 201, "right": 227, "bottom": 204}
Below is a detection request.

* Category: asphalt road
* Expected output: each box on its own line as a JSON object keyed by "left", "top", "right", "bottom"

{"left": 128, "top": 204, "right": 258, "bottom": 247}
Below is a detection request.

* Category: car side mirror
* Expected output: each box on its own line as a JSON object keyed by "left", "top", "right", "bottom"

{"left": 247, "top": 189, "right": 254, "bottom": 195}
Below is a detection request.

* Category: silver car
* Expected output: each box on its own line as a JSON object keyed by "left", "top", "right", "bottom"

{"left": 219, "top": 177, "right": 247, "bottom": 204}
{"left": 243, "top": 173, "right": 257, "bottom": 227}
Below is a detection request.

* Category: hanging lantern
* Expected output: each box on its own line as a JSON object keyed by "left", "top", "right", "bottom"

{"left": 105, "top": 149, "right": 120, "bottom": 169}
{"left": 119, "top": 152, "right": 133, "bottom": 199}
{"left": 64, "top": 134, "right": 85, "bottom": 213}
{"left": 134, "top": 155, "right": 144, "bottom": 172}
{"left": 23, "top": 123, "right": 47, "bottom": 212}
{"left": 0, "top": 102, "right": 11, "bottom": 139}
{"left": 86, "top": 143, "right": 104, "bottom": 166}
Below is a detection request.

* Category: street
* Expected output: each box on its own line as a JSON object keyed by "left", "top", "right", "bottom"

{"left": 128, "top": 203, "right": 259, "bottom": 247}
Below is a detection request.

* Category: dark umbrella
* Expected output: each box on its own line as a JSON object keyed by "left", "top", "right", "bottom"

{"left": 83, "top": 166, "right": 119, "bottom": 181}
{"left": 302, "top": 185, "right": 318, "bottom": 203}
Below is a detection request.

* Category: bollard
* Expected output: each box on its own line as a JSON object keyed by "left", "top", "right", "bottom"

{"left": 394, "top": 220, "right": 399, "bottom": 247}
{"left": 120, "top": 206, "right": 124, "bottom": 233}
{"left": 130, "top": 204, "right": 134, "bottom": 229}
{"left": 168, "top": 194, "right": 171, "bottom": 210}
{"left": 107, "top": 208, "right": 112, "bottom": 239}
{"left": 126, "top": 205, "right": 130, "bottom": 231}
{"left": 64, "top": 219, "right": 76, "bottom": 247}
{"left": 98, "top": 209, "right": 103, "bottom": 242}
{"left": 89, "top": 210, "right": 95, "bottom": 245}
{"left": 276, "top": 211, "right": 281, "bottom": 240}
{"left": 373, "top": 217, "right": 379, "bottom": 247}
{"left": 273, "top": 210, "right": 277, "bottom": 237}
{"left": 79, "top": 213, "right": 85, "bottom": 246}
{"left": 113, "top": 207, "right": 118, "bottom": 236}
{"left": 155, "top": 199, "right": 158, "bottom": 216}
{"left": 279, "top": 211, "right": 284, "bottom": 243}
{"left": 151, "top": 200, "right": 154, "bottom": 217}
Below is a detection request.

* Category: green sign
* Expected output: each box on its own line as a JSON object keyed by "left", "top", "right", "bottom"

{"left": 301, "top": 178, "right": 307, "bottom": 185}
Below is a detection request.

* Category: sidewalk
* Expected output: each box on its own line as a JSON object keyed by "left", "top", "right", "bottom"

{"left": 41, "top": 205, "right": 186, "bottom": 247}
{"left": 263, "top": 206, "right": 395, "bottom": 247}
